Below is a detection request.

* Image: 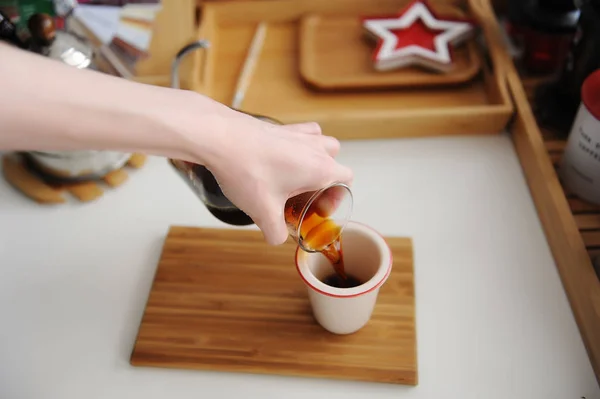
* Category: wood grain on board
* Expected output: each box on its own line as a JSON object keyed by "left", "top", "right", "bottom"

{"left": 130, "top": 226, "right": 417, "bottom": 385}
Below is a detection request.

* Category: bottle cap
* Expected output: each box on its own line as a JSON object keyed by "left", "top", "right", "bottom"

{"left": 582, "top": 68, "right": 600, "bottom": 120}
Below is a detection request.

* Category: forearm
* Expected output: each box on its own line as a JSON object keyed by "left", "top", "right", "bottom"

{"left": 0, "top": 43, "right": 227, "bottom": 164}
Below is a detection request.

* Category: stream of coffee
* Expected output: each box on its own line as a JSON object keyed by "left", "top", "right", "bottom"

{"left": 297, "top": 207, "right": 362, "bottom": 289}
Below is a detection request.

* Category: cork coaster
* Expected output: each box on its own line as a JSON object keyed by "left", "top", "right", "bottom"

{"left": 1, "top": 152, "right": 147, "bottom": 204}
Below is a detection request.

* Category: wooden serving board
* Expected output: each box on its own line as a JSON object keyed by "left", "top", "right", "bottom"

{"left": 299, "top": 8, "right": 482, "bottom": 91}
{"left": 130, "top": 226, "right": 417, "bottom": 385}
{"left": 192, "top": 0, "right": 514, "bottom": 140}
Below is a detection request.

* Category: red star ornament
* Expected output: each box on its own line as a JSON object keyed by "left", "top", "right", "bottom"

{"left": 362, "top": 0, "right": 475, "bottom": 73}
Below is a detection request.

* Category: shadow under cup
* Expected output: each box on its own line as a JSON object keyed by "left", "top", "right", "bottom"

{"left": 295, "top": 222, "right": 393, "bottom": 335}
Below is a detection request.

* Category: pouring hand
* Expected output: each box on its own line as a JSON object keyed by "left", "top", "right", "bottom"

{"left": 0, "top": 42, "right": 351, "bottom": 245}
{"left": 198, "top": 108, "right": 353, "bottom": 246}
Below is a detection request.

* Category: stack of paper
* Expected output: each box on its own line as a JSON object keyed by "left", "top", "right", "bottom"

{"left": 72, "top": 0, "right": 161, "bottom": 78}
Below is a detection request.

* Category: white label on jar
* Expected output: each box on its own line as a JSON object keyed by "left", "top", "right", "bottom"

{"left": 560, "top": 102, "right": 600, "bottom": 204}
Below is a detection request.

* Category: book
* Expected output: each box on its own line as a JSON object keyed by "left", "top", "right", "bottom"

{"left": 72, "top": 0, "right": 161, "bottom": 77}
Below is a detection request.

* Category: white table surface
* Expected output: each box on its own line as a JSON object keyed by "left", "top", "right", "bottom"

{"left": 1, "top": 133, "right": 599, "bottom": 399}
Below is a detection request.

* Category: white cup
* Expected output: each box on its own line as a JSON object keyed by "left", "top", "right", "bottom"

{"left": 560, "top": 68, "right": 600, "bottom": 204}
{"left": 295, "top": 221, "right": 393, "bottom": 335}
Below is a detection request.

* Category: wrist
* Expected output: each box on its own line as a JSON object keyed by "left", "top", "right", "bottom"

{"left": 165, "top": 91, "right": 233, "bottom": 168}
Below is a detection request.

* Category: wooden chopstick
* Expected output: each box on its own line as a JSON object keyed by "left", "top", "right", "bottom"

{"left": 231, "top": 22, "right": 267, "bottom": 109}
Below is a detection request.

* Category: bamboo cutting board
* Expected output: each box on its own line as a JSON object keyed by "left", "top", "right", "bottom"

{"left": 130, "top": 226, "right": 417, "bottom": 385}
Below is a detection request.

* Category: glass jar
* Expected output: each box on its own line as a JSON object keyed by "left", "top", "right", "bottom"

{"left": 21, "top": 13, "right": 130, "bottom": 182}
{"left": 534, "top": 0, "right": 600, "bottom": 136}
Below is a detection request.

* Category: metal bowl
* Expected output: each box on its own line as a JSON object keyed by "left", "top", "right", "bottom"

{"left": 26, "top": 150, "right": 131, "bottom": 182}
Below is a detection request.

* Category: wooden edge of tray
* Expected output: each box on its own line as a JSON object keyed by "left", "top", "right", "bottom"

{"left": 468, "top": 0, "right": 512, "bottom": 113}
{"left": 194, "top": 0, "right": 512, "bottom": 99}
{"left": 297, "top": 11, "right": 483, "bottom": 91}
{"left": 509, "top": 75, "right": 600, "bottom": 384}
{"left": 474, "top": 0, "right": 600, "bottom": 384}
{"left": 193, "top": 0, "right": 514, "bottom": 138}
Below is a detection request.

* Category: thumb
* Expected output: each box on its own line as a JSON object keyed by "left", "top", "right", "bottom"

{"left": 253, "top": 196, "right": 289, "bottom": 246}
{"left": 332, "top": 163, "right": 354, "bottom": 187}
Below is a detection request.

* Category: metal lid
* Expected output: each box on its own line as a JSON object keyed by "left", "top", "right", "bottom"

{"left": 522, "top": 0, "right": 581, "bottom": 33}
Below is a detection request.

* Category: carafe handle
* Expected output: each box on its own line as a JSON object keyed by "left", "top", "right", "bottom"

{"left": 171, "top": 39, "right": 210, "bottom": 90}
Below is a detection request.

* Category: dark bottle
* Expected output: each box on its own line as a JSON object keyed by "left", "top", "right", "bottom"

{"left": 0, "top": 10, "right": 26, "bottom": 48}
{"left": 27, "top": 12, "right": 56, "bottom": 53}
{"left": 506, "top": 0, "right": 580, "bottom": 75}
{"left": 534, "top": 0, "right": 600, "bottom": 136}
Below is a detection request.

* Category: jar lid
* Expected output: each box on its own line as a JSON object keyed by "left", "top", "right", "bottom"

{"left": 582, "top": 68, "right": 600, "bottom": 120}
{"left": 522, "top": 0, "right": 581, "bottom": 33}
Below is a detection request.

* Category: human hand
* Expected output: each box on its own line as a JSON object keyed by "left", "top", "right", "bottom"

{"left": 201, "top": 109, "right": 353, "bottom": 245}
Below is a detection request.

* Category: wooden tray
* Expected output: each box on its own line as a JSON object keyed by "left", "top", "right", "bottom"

{"left": 191, "top": 0, "right": 514, "bottom": 140}
{"left": 465, "top": 0, "right": 600, "bottom": 383}
{"left": 130, "top": 226, "right": 417, "bottom": 385}
{"left": 298, "top": 7, "right": 482, "bottom": 91}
